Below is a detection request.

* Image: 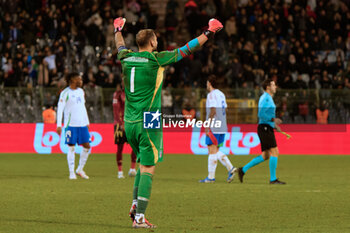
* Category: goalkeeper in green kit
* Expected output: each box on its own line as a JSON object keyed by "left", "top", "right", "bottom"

{"left": 114, "top": 17, "right": 223, "bottom": 228}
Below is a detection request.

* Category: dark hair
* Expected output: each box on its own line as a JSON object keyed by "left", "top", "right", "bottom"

{"left": 207, "top": 75, "right": 218, "bottom": 88}
{"left": 136, "top": 29, "right": 156, "bottom": 48}
{"left": 65, "top": 72, "right": 80, "bottom": 85}
{"left": 262, "top": 78, "right": 273, "bottom": 90}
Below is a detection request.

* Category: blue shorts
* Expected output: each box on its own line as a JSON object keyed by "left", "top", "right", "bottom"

{"left": 65, "top": 126, "right": 90, "bottom": 145}
{"left": 206, "top": 132, "right": 225, "bottom": 147}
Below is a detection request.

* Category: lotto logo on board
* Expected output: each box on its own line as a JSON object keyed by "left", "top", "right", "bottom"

{"left": 33, "top": 123, "right": 102, "bottom": 154}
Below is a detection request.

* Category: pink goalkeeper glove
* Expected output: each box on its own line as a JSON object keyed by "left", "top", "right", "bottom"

{"left": 113, "top": 17, "right": 126, "bottom": 33}
{"left": 203, "top": 18, "right": 223, "bottom": 38}
{"left": 208, "top": 18, "right": 223, "bottom": 33}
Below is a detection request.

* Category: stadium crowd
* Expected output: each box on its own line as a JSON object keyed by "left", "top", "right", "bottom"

{"left": 0, "top": 0, "right": 350, "bottom": 124}
{"left": 1, "top": 0, "right": 350, "bottom": 90}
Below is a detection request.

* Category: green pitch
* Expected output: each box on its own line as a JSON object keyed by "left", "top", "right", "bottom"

{"left": 0, "top": 154, "right": 349, "bottom": 233}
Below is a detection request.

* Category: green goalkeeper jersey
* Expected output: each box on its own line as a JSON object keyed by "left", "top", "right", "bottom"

{"left": 118, "top": 49, "right": 180, "bottom": 123}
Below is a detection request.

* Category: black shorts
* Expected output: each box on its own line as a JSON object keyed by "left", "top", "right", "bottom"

{"left": 257, "top": 124, "right": 277, "bottom": 152}
{"left": 114, "top": 124, "right": 127, "bottom": 144}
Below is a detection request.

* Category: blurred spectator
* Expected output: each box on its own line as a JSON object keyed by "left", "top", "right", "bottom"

{"left": 316, "top": 103, "right": 329, "bottom": 124}
{"left": 95, "top": 64, "right": 107, "bottom": 86}
{"left": 127, "top": 0, "right": 141, "bottom": 14}
{"left": 184, "top": 0, "right": 199, "bottom": 37}
{"left": 182, "top": 101, "right": 196, "bottom": 120}
{"left": 42, "top": 105, "right": 56, "bottom": 124}
{"left": 0, "top": 0, "right": 349, "bottom": 92}
{"left": 162, "top": 89, "right": 173, "bottom": 115}
{"left": 278, "top": 96, "right": 289, "bottom": 119}
{"left": 104, "top": 73, "right": 117, "bottom": 88}
{"left": 166, "top": 0, "right": 179, "bottom": 16}
{"left": 230, "top": 56, "right": 243, "bottom": 87}
{"left": 83, "top": 67, "right": 96, "bottom": 87}
{"left": 298, "top": 101, "right": 309, "bottom": 122}
{"left": 29, "top": 59, "right": 39, "bottom": 86}
{"left": 105, "top": 18, "right": 115, "bottom": 48}
{"left": 164, "top": 9, "right": 178, "bottom": 42}
{"left": 295, "top": 75, "right": 308, "bottom": 89}
{"left": 225, "top": 16, "right": 237, "bottom": 41}
{"left": 320, "top": 70, "right": 333, "bottom": 89}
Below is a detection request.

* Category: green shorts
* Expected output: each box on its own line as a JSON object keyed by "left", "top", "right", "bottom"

{"left": 125, "top": 121, "right": 163, "bottom": 166}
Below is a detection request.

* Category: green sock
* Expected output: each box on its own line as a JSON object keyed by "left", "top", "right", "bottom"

{"left": 136, "top": 172, "right": 153, "bottom": 214}
{"left": 132, "top": 169, "right": 141, "bottom": 201}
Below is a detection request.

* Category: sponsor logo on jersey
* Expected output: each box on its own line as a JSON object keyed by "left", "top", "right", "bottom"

{"left": 124, "top": 57, "right": 149, "bottom": 62}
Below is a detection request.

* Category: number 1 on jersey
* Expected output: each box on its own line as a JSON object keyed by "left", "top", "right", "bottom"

{"left": 130, "top": 67, "right": 135, "bottom": 93}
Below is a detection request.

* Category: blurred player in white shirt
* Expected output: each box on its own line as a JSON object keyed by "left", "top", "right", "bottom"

{"left": 199, "top": 75, "right": 236, "bottom": 183}
{"left": 56, "top": 72, "right": 91, "bottom": 180}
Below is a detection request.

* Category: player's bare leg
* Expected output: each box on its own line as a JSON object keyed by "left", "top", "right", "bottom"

{"left": 76, "top": 142, "right": 90, "bottom": 179}
{"left": 261, "top": 150, "right": 270, "bottom": 160}
{"left": 132, "top": 165, "right": 156, "bottom": 228}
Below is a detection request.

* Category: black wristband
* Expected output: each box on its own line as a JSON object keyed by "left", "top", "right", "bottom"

{"left": 203, "top": 30, "right": 214, "bottom": 38}
{"left": 114, "top": 28, "right": 120, "bottom": 34}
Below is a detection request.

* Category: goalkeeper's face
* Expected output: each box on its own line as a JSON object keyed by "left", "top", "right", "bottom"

{"left": 150, "top": 34, "right": 158, "bottom": 51}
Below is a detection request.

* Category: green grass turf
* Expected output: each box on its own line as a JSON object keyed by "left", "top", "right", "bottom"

{"left": 0, "top": 154, "right": 349, "bottom": 233}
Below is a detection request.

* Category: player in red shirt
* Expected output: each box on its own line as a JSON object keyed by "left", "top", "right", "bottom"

{"left": 113, "top": 83, "right": 137, "bottom": 178}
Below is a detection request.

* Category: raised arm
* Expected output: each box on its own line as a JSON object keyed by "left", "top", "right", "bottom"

{"left": 156, "top": 18, "right": 223, "bottom": 66}
{"left": 115, "top": 32, "right": 125, "bottom": 50}
{"left": 176, "top": 18, "right": 223, "bottom": 59}
{"left": 113, "top": 18, "right": 126, "bottom": 50}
